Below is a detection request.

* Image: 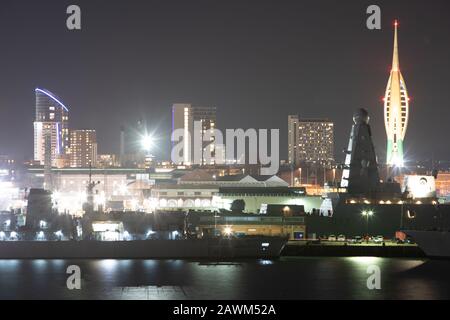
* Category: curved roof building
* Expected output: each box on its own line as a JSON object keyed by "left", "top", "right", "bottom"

{"left": 33, "top": 88, "right": 69, "bottom": 166}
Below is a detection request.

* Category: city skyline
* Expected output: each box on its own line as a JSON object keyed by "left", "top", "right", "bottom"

{"left": 1, "top": 0, "right": 450, "bottom": 164}
{"left": 1, "top": 1, "right": 450, "bottom": 304}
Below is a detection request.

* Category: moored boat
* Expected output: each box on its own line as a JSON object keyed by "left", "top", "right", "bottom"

{"left": 0, "top": 236, "right": 287, "bottom": 259}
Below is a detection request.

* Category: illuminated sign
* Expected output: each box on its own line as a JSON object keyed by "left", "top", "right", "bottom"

{"left": 402, "top": 175, "right": 436, "bottom": 199}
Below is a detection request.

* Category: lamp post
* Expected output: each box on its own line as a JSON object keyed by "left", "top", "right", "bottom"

{"left": 361, "top": 210, "right": 374, "bottom": 241}
{"left": 400, "top": 201, "right": 404, "bottom": 230}
{"left": 214, "top": 214, "right": 220, "bottom": 237}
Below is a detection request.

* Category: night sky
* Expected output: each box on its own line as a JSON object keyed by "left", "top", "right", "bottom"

{"left": 1, "top": 0, "right": 450, "bottom": 164}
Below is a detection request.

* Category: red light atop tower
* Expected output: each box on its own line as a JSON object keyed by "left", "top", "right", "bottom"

{"left": 394, "top": 20, "right": 399, "bottom": 27}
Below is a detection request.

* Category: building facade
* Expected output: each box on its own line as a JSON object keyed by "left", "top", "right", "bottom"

{"left": 33, "top": 88, "right": 69, "bottom": 166}
{"left": 97, "top": 154, "right": 120, "bottom": 168}
{"left": 436, "top": 172, "right": 450, "bottom": 199}
{"left": 26, "top": 168, "right": 148, "bottom": 214}
{"left": 172, "top": 103, "right": 217, "bottom": 165}
{"left": 384, "top": 21, "right": 410, "bottom": 167}
{"left": 190, "top": 213, "right": 307, "bottom": 240}
{"left": 69, "top": 130, "right": 98, "bottom": 168}
{"left": 288, "top": 115, "right": 334, "bottom": 165}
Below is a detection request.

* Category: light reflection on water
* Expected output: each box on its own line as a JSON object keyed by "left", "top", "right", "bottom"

{"left": 0, "top": 257, "right": 448, "bottom": 299}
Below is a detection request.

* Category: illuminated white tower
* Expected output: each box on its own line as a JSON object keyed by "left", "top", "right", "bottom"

{"left": 384, "top": 20, "right": 410, "bottom": 167}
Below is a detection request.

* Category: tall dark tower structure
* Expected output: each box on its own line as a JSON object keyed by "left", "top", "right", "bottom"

{"left": 340, "top": 109, "right": 380, "bottom": 195}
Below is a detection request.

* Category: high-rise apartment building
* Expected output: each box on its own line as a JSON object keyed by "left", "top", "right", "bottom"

{"left": 33, "top": 88, "right": 69, "bottom": 167}
{"left": 69, "top": 130, "right": 98, "bottom": 168}
{"left": 172, "top": 104, "right": 216, "bottom": 165}
{"left": 288, "top": 115, "right": 334, "bottom": 165}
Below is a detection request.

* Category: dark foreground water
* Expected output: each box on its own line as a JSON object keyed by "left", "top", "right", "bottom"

{"left": 0, "top": 257, "right": 449, "bottom": 299}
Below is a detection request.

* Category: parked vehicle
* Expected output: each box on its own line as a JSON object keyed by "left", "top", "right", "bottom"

{"left": 349, "top": 236, "right": 363, "bottom": 244}
{"left": 373, "top": 235, "right": 384, "bottom": 243}
{"left": 337, "top": 234, "right": 346, "bottom": 242}
{"left": 328, "top": 234, "right": 337, "bottom": 241}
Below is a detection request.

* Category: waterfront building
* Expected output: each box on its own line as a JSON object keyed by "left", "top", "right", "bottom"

{"left": 27, "top": 168, "right": 148, "bottom": 214}
{"left": 383, "top": 20, "right": 410, "bottom": 167}
{"left": 288, "top": 115, "right": 334, "bottom": 166}
{"left": 434, "top": 172, "right": 450, "bottom": 199}
{"left": 0, "top": 155, "right": 15, "bottom": 168}
{"left": 0, "top": 155, "right": 16, "bottom": 181}
{"left": 97, "top": 154, "right": 121, "bottom": 168}
{"left": 213, "top": 187, "right": 323, "bottom": 214}
{"left": 179, "top": 170, "right": 289, "bottom": 187}
{"left": 188, "top": 212, "right": 307, "bottom": 240}
{"left": 69, "top": 130, "right": 98, "bottom": 168}
{"left": 172, "top": 103, "right": 217, "bottom": 165}
{"left": 33, "top": 88, "right": 69, "bottom": 167}
{"left": 149, "top": 182, "right": 322, "bottom": 214}
{"left": 150, "top": 185, "right": 219, "bottom": 211}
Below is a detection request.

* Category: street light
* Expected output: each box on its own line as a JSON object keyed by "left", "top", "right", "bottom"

{"left": 223, "top": 226, "right": 233, "bottom": 237}
{"left": 214, "top": 214, "right": 220, "bottom": 237}
{"left": 141, "top": 134, "right": 156, "bottom": 169}
{"left": 361, "top": 210, "right": 374, "bottom": 240}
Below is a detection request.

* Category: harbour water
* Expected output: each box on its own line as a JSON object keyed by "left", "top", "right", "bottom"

{"left": 0, "top": 257, "right": 449, "bottom": 299}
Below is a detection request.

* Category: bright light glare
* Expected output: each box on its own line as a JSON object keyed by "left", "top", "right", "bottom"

{"left": 392, "top": 155, "right": 404, "bottom": 167}
{"left": 141, "top": 134, "right": 154, "bottom": 152}
{"left": 37, "top": 231, "right": 45, "bottom": 240}
{"left": 39, "top": 220, "right": 47, "bottom": 229}
{"left": 223, "top": 226, "right": 233, "bottom": 236}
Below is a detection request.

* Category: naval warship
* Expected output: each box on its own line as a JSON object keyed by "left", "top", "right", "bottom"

{"left": 405, "top": 230, "right": 450, "bottom": 259}
{"left": 0, "top": 166, "right": 287, "bottom": 260}
{"left": 309, "top": 109, "right": 450, "bottom": 238}
{"left": 0, "top": 236, "right": 287, "bottom": 259}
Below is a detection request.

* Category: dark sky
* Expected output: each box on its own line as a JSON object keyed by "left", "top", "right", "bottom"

{"left": 1, "top": 0, "right": 450, "bottom": 164}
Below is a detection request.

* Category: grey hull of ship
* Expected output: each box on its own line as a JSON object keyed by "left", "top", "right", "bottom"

{"left": 0, "top": 238, "right": 286, "bottom": 259}
{"left": 308, "top": 202, "right": 450, "bottom": 237}
{"left": 405, "top": 230, "right": 450, "bottom": 259}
